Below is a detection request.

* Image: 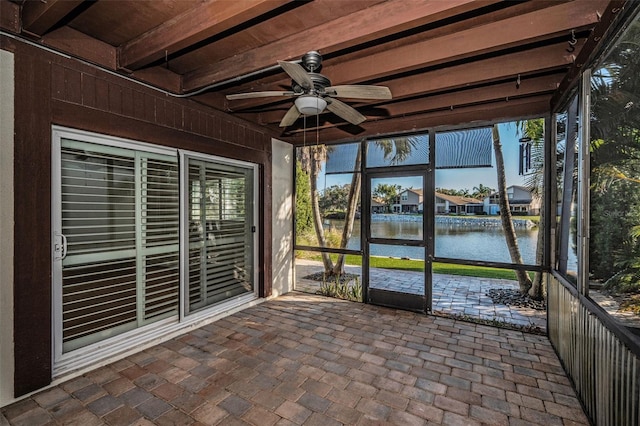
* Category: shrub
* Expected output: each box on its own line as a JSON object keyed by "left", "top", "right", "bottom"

{"left": 317, "top": 276, "right": 362, "bottom": 302}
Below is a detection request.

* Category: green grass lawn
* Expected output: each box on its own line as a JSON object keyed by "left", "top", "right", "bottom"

{"left": 298, "top": 252, "right": 530, "bottom": 281}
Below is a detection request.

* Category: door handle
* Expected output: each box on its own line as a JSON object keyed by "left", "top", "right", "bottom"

{"left": 54, "top": 232, "right": 67, "bottom": 261}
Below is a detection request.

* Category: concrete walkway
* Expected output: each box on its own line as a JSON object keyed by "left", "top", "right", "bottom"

{"left": 1, "top": 293, "right": 587, "bottom": 425}
{"left": 295, "top": 259, "right": 547, "bottom": 331}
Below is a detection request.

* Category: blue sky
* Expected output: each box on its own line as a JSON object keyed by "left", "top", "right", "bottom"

{"left": 321, "top": 122, "right": 528, "bottom": 193}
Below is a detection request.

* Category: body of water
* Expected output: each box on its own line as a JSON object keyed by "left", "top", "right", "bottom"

{"left": 326, "top": 218, "right": 578, "bottom": 269}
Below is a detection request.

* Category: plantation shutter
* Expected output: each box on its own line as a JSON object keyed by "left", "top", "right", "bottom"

{"left": 60, "top": 140, "right": 179, "bottom": 352}
{"left": 187, "top": 158, "right": 254, "bottom": 313}
{"left": 140, "top": 156, "right": 180, "bottom": 321}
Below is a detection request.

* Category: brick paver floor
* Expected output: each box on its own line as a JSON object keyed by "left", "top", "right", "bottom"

{"left": 1, "top": 292, "right": 588, "bottom": 425}
{"left": 295, "top": 259, "right": 547, "bottom": 330}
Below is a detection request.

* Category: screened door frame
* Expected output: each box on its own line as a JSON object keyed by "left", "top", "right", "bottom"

{"left": 51, "top": 127, "right": 260, "bottom": 377}
{"left": 362, "top": 131, "right": 435, "bottom": 313}
{"left": 363, "top": 168, "right": 433, "bottom": 313}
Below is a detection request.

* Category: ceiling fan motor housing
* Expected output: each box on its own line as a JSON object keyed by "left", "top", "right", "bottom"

{"left": 292, "top": 73, "right": 331, "bottom": 95}
{"left": 301, "top": 51, "right": 322, "bottom": 71}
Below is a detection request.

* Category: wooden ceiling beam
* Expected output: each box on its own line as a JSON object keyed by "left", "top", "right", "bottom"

{"left": 0, "top": 0, "right": 20, "bottom": 33}
{"left": 226, "top": 41, "right": 579, "bottom": 112}
{"left": 321, "top": 0, "right": 606, "bottom": 85}
{"left": 383, "top": 43, "right": 579, "bottom": 101}
{"left": 21, "top": 0, "right": 84, "bottom": 37}
{"left": 42, "top": 26, "right": 117, "bottom": 69}
{"left": 182, "top": 0, "right": 502, "bottom": 91}
{"left": 118, "top": 0, "right": 294, "bottom": 71}
{"left": 256, "top": 73, "right": 563, "bottom": 125}
{"left": 551, "top": 0, "right": 627, "bottom": 110}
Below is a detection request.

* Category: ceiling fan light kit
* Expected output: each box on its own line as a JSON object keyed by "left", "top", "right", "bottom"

{"left": 294, "top": 95, "right": 327, "bottom": 115}
{"left": 226, "top": 51, "right": 392, "bottom": 128}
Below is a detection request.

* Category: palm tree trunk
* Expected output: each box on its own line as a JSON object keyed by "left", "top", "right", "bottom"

{"left": 309, "top": 149, "right": 334, "bottom": 273}
{"left": 529, "top": 197, "right": 545, "bottom": 299}
{"left": 332, "top": 149, "right": 362, "bottom": 275}
{"left": 492, "top": 125, "right": 533, "bottom": 293}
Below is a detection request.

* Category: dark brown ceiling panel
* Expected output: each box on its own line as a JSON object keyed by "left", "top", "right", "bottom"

{"left": 118, "top": 0, "right": 294, "bottom": 71}
{"left": 182, "top": 0, "right": 502, "bottom": 91}
{"left": 21, "top": 0, "right": 84, "bottom": 37}
{"left": 0, "top": 0, "right": 19, "bottom": 33}
{"left": 319, "top": 0, "right": 606, "bottom": 85}
{"left": 168, "top": 0, "right": 387, "bottom": 75}
{"left": 1, "top": 0, "right": 624, "bottom": 142}
{"left": 68, "top": 0, "right": 200, "bottom": 46}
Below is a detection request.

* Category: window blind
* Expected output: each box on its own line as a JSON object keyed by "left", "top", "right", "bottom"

{"left": 60, "top": 141, "right": 179, "bottom": 352}
{"left": 187, "top": 160, "right": 253, "bottom": 313}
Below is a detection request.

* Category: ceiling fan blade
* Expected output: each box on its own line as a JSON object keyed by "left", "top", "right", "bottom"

{"left": 279, "top": 105, "right": 302, "bottom": 127}
{"left": 278, "top": 61, "right": 314, "bottom": 90}
{"left": 226, "top": 91, "right": 296, "bottom": 100}
{"left": 326, "top": 98, "right": 366, "bottom": 125}
{"left": 325, "top": 85, "right": 392, "bottom": 100}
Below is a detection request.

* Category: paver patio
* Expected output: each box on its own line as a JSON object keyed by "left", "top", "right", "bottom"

{"left": 294, "top": 259, "right": 546, "bottom": 330}
{"left": 1, "top": 292, "right": 587, "bottom": 425}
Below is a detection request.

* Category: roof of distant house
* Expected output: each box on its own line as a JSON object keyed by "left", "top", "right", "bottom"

{"left": 435, "top": 192, "right": 483, "bottom": 205}
{"left": 487, "top": 185, "right": 531, "bottom": 198}
{"left": 401, "top": 188, "right": 423, "bottom": 196}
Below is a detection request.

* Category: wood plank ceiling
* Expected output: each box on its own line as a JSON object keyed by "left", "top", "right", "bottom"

{"left": 1, "top": 0, "right": 628, "bottom": 144}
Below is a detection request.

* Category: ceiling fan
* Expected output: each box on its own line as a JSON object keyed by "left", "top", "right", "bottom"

{"left": 225, "top": 51, "right": 392, "bottom": 127}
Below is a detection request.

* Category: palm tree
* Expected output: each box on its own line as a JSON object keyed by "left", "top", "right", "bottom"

{"left": 458, "top": 188, "right": 471, "bottom": 197}
{"left": 472, "top": 184, "right": 494, "bottom": 199}
{"left": 298, "top": 144, "right": 333, "bottom": 272}
{"left": 492, "top": 124, "right": 533, "bottom": 293}
{"left": 516, "top": 118, "right": 548, "bottom": 299}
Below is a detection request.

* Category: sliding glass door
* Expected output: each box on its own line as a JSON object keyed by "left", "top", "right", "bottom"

{"left": 52, "top": 128, "right": 258, "bottom": 370}
{"left": 54, "top": 137, "right": 180, "bottom": 353}
{"left": 183, "top": 156, "right": 255, "bottom": 314}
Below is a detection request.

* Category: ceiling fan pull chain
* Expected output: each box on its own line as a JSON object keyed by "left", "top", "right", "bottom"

{"left": 316, "top": 110, "right": 320, "bottom": 146}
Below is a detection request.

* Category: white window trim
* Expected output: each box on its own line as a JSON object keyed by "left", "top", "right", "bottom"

{"left": 0, "top": 49, "right": 14, "bottom": 407}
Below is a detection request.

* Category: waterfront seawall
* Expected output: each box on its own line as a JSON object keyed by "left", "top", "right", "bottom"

{"left": 370, "top": 214, "right": 536, "bottom": 228}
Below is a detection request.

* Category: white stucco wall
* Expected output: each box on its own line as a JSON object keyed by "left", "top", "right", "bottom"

{"left": 0, "top": 49, "right": 15, "bottom": 407}
{"left": 270, "top": 139, "right": 293, "bottom": 297}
